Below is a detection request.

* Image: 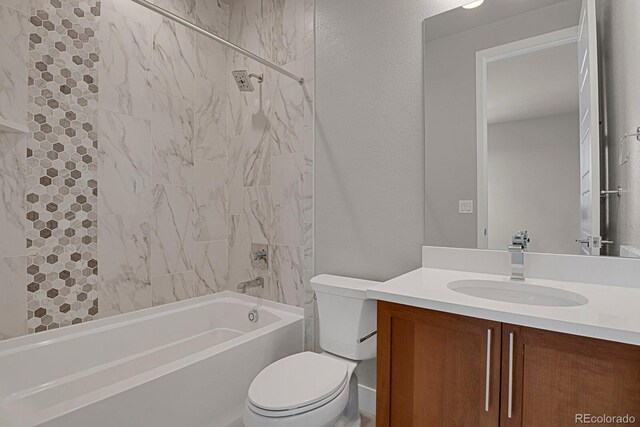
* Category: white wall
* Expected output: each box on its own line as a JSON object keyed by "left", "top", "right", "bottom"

{"left": 487, "top": 114, "right": 581, "bottom": 255}
{"left": 598, "top": 0, "right": 640, "bottom": 256}
{"left": 424, "top": 0, "right": 581, "bottom": 248}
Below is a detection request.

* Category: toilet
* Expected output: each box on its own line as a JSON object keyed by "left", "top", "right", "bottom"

{"left": 243, "top": 275, "right": 379, "bottom": 427}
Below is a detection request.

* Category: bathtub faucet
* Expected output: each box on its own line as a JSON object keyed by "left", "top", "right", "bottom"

{"left": 237, "top": 277, "right": 264, "bottom": 294}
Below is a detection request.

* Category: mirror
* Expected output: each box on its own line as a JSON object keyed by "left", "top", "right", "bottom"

{"left": 424, "top": 0, "right": 640, "bottom": 257}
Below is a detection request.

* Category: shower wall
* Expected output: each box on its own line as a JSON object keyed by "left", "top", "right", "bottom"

{"left": 0, "top": 0, "right": 314, "bottom": 347}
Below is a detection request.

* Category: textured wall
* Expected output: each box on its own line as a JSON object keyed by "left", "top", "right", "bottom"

{"left": 0, "top": 0, "right": 314, "bottom": 344}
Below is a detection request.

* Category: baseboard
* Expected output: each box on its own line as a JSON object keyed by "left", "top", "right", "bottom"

{"left": 358, "top": 384, "right": 376, "bottom": 416}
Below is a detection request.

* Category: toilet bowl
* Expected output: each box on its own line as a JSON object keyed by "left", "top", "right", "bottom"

{"left": 243, "top": 275, "right": 380, "bottom": 427}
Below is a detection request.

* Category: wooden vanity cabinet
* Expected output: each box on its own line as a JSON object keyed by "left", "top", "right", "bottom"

{"left": 377, "top": 301, "right": 640, "bottom": 427}
{"left": 376, "top": 301, "right": 502, "bottom": 426}
{"left": 502, "top": 324, "right": 640, "bottom": 427}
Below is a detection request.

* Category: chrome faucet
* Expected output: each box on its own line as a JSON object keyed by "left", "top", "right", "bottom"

{"left": 237, "top": 277, "right": 264, "bottom": 294}
{"left": 508, "top": 230, "right": 529, "bottom": 281}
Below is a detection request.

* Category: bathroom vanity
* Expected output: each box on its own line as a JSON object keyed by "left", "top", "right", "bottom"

{"left": 369, "top": 248, "right": 640, "bottom": 427}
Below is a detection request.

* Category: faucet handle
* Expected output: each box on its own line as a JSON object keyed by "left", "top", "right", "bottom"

{"left": 511, "top": 230, "right": 530, "bottom": 248}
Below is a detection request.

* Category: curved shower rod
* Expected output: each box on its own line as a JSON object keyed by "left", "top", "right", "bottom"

{"left": 131, "top": 0, "right": 305, "bottom": 85}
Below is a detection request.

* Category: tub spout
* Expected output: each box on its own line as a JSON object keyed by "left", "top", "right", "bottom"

{"left": 237, "top": 277, "right": 264, "bottom": 294}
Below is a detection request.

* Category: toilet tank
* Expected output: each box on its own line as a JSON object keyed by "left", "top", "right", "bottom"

{"left": 311, "top": 275, "right": 379, "bottom": 361}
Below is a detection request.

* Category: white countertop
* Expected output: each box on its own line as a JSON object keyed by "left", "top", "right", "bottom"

{"left": 368, "top": 267, "right": 640, "bottom": 346}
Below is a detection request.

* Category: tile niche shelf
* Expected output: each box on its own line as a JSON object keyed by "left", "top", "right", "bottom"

{"left": 0, "top": 117, "right": 28, "bottom": 134}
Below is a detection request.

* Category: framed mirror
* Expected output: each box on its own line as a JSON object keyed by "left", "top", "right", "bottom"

{"left": 424, "top": 0, "right": 640, "bottom": 257}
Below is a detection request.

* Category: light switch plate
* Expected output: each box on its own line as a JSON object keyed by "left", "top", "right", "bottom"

{"left": 459, "top": 200, "right": 473, "bottom": 214}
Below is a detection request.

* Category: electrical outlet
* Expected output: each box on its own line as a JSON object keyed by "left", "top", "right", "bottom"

{"left": 459, "top": 200, "right": 473, "bottom": 214}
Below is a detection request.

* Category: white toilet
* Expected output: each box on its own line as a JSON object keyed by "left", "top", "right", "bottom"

{"left": 243, "top": 275, "right": 379, "bottom": 427}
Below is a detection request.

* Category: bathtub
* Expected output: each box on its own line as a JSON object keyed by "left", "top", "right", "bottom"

{"left": 0, "top": 292, "right": 304, "bottom": 427}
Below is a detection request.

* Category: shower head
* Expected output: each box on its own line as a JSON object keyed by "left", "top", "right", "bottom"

{"left": 232, "top": 70, "right": 263, "bottom": 92}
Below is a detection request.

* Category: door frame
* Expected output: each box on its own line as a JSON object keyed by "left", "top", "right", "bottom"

{"left": 475, "top": 27, "right": 579, "bottom": 248}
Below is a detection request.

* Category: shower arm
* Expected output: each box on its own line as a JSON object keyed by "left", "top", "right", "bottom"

{"left": 131, "top": 0, "right": 304, "bottom": 86}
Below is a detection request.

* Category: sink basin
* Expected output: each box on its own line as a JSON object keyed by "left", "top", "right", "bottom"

{"left": 447, "top": 280, "right": 588, "bottom": 307}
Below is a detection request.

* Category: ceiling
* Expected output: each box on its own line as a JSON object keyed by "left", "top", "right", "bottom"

{"left": 425, "top": 0, "right": 578, "bottom": 42}
{"left": 486, "top": 42, "right": 579, "bottom": 125}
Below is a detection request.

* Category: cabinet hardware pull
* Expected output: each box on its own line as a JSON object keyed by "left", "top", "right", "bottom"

{"left": 485, "top": 328, "right": 492, "bottom": 412}
{"left": 508, "top": 331, "right": 514, "bottom": 418}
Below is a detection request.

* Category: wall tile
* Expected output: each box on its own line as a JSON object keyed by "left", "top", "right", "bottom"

{"left": 304, "top": 221, "right": 312, "bottom": 270}
{"left": 0, "top": 134, "right": 26, "bottom": 257}
{"left": 0, "top": 4, "right": 29, "bottom": 124}
{"left": 98, "top": 109, "right": 152, "bottom": 215}
{"left": 150, "top": 183, "right": 194, "bottom": 276}
{"left": 154, "top": 0, "right": 196, "bottom": 23}
{"left": 195, "top": 32, "right": 227, "bottom": 81}
{"left": 272, "top": 152, "right": 303, "bottom": 245}
{"left": 152, "top": 89, "right": 194, "bottom": 186}
{"left": 152, "top": 17, "right": 195, "bottom": 101}
{"left": 227, "top": 214, "right": 250, "bottom": 288}
{"left": 99, "top": 7, "right": 152, "bottom": 119}
{"left": 152, "top": 270, "right": 196, "bottom": 305}
{"left": 0, "top": 256, "right": 27, "bottom": 339}
{"left": 0, "top": 2, "right": 28, "bottom": 124}
{"left": 195, "top": 159, "right": 227, "bottom": 241}
{"left": 271, "top": 81, "right": 305, "bottom": 155}
{"left": 195, "top": 0, "right": 229, "bottom": 39}
{"left": 227, "top": 134, "right": 244, "bottom": 214}
{"left": 268, "top": 244, "right": 304, "bottom": 307}
{"left": 195, "top": 76, "right": 226, "bottom": 162}
{"left": 26, "top": 0, "right": 100, "bottom": 332}
{"left": 272, "top": 0, "right": 303, "bottom": 66}
{"left": 101, "top": 0, "right": 156, "bottom": 27}
{"left": 98, "top": 214, "right": 152, "bottom": 317}
{"left": 194, "top": 240, "right": 228, "bottom": 294}
{"left": 243, "top": 186, "right": 275, "bottom": 244}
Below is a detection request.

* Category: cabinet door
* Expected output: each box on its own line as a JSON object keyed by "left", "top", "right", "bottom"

{"left": 501, "top": 325, "right": 640, "bottom": 426}
{"left": 377, "top": 302, "right": 501, "bottom": 427}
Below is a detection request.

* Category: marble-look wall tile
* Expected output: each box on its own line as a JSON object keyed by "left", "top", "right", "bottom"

{"left": 272, "top": 153, "right": 304, "bottom": 246}
{"left": 99, "top": 7, "right": 152, "bottom": 119}
{"left": 0, "top": 256, "right": 27, "bottom": 339}
{"left": 101, "top": 0, "right": 156, "bottom": 27}
{"left": 243, "top": 186, "right": 275, "bottom": 244}
{"left": 194, "top": 240, "right": 228, "bottom": 294}
{"left": 98, "top": 110, "right": 152, "bottom": 215}
{"left": 98, "top": 214, "right": 152, "bottom": 317}
{"left": 0, "top": 3, "right": 28, "bottom": 124}
{"left": 304, "top": 222, "right": 312, "bottom": 270}
{"left": 0, "top": 134, "right": 26, "bottom": 257}
{"left": 152, "top": 17, "right": 195, "bottom": 101}
{"left": 195, "top": 76, "right": 226, "bottom": 162}
{"left": 195, "top": 160, "right": 227, "bottom": 241}
{"left": 195, "top": 0, "right": 229, "bottom": 39}
{"left": 150, "top": 184, "right": 194, "bottom": 276}
{"left": 304, "top": 172, "right": 313, "bottom": 222}
{"left": 152, "top": 89, "right": 194, "bottom": 186}
{"left": 195, "top": 33, "right": 227, "bottom": 81}
{"left": 0, "top": 0, "right": 30, "bottom": 13}
{"left": 268, "top": 244, "right": 304, "bottom": 307}
{"left": 271, "top": 82, "right": 305, "bottom": 155}
{"left": 227, "top": 214, "right": 250, "bottom": 287}
{"left": 227, "top": 134, "right": 244, "bottom": 214}
{"left": 151, "top": 270, "right": 197, "bottom": 305}
{"left": 303, "top": 125, "right": 313, "bottom": 175}
{"left": 272, "top": 0, "right": 303, "bottom": 66}
{"left": 154, "top": 0, "right": 196, "bottom": 23}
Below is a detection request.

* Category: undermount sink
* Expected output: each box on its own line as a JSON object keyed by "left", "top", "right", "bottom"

{"left": 447, "top": 279, "right": 588, "bottom": 307}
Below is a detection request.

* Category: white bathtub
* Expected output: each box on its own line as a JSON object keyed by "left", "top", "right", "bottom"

{"left": 0, "top": 292, "right": 304, "bottom": 427}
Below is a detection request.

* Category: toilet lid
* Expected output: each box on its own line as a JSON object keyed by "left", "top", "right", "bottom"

{"left": 248, "top": 352, "right": 348, "bottom": 412}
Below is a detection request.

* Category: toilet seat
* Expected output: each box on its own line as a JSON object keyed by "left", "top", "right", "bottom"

{"left": 247, "top": 352, "right": 349, "bottom": 417}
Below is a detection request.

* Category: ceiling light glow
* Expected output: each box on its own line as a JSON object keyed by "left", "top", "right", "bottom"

{"left": 462, "top": 0, "right": 485, "bottom": 9}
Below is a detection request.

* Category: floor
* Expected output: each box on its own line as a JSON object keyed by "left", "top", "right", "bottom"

{"left": 361, "top": 411, "right": 376, "bottom": 427}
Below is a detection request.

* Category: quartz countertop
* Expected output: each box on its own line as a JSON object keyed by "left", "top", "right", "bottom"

{"left": 367, "top": 267, "right": 640, "bottom": 346}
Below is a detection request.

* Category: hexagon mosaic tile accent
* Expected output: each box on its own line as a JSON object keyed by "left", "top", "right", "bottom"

{"left": 26, "top": 0, "right": 100, "bottom": 333}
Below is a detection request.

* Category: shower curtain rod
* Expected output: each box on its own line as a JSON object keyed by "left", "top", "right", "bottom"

{"left": 131, "top": 0, "right": 305, "bottom": 85}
